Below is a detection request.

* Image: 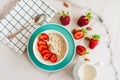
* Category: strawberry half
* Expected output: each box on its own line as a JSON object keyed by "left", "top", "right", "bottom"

{"left": 50, "top": 53, "right": 57, "bottom": 63}
{"left": 89, "top": 34, "right": 100, "bottom": 49}
{"left": 41, "top": 49, "right": 50, "bottom": 56}
{"left": 76, "top": 45, "right": 89, "bottom": 56}
{"left": 38, "top": 44, "right": 48, "bottom": 52}
{"left": 43, "top": 53, "right": 52, "bottom": 60}
{"left": 60, "top": 10, "right": 70, "bottom": 26}
{"left": 38, "top": 33, "right": 49, "bottom": 41}
{"left": 73, "top": 28, "right": 87, "bottom": 40}
{"left": 37, "top": 40, "right": 47, "bottom": 46}
{"left": 77, "top": 12, "right": 92, "bottom": 27}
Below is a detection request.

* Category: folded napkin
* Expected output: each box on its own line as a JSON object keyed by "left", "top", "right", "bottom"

{"left": 0, "top": 0, "right": 56, "bottom": 54}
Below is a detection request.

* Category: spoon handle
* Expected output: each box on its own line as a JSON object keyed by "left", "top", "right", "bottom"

{"left": 7, "top": 23, "right": 32, "bottom": 39}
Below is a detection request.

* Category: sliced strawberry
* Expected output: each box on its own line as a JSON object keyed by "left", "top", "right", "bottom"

{"left": 50, "top": 53, "right": 57, "bottom": 63}
{"left": 76, "top": 45, "right": 86, "bottom": 56}
{"left": 43, "top": 53, "right": 52, "bottom": 60}
{"left": 40, "top": 49, "right": 50, "bottom": 56}
{"left": 38, "top": 33, "right": 49, "bottom": 41}
{"left": 37, "top": 40, "right": 47, "bottom": 46}
{"left": 38, "top": 44, "right": 48, "bottom": 52}
{"left": 74, "top": 30, "right": 84, "bottom": 40}
{"left": 73, "top": 28, "right": 87, "bottom": 40}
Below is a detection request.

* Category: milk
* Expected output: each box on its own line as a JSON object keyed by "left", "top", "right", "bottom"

{"left": 79, "top": 64, "right": 97, "bottom": 80}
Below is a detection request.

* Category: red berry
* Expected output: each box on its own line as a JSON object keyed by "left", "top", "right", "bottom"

{"left": 38, "top": 33, "right": 49, "bottom": 41}
{"left": 77, "top": 16, "right": 89, "bottom": 27}
{"left": 73, "top": 28, "right": 87, "bottom": 40}
{"left": 89, "top": 39, "right": 98, "bottom": 49}
{"left": 60, "top": 11, "right": 70, "bottom": 26}
{"left": 60, "top": 16, "right": 70, "bottom": 26}
{"left": 76, "top": 45, "right": 86, "bottom": 56}
{"left": 37, "top": 40, "right": 47, "bottom": 46}
{"left": 73, "top": 30, "right": 84, "bottom": 40}
{"left": 43, "top": 53, "right": 52, "bottom": 60}
{"left": 89, "top": 34, "right": 100, "bottom": 49}
{"left": 40, "top": 49, "right": 50, "bottom": 56}
{"left": 77, "top": 12, "right": 92, "bottom": 27}
{"left": 50, "top": 53, "right": 57, "bottom": 62}
{"left": 38, "top": 44, "right": 48, "bottom": 52}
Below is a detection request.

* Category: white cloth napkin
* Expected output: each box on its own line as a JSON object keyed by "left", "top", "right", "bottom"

{"left": 0, "top": 0, "right": 56, "bottom": 54}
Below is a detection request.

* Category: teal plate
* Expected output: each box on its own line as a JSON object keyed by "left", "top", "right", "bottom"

{"left": 27, "top": 23, "right": 75, "bottom": 72}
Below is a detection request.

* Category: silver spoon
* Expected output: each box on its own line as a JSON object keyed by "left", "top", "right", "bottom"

{"left": 7, "top": 13, "right": 46, "bottom": 39}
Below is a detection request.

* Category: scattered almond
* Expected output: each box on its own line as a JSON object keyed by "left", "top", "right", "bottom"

{"left": 72, "top": 29, "right": 77, "bottom": 34}
{"left": 86, "top": 27, "right": 92, "bottom": 31}
{"left": 85, "top": 36, "right": 91, "bottom": 41}
{"left": 63, "top": 2, "right": 69, "bottom": 7}
{"left": 84, "top": 58, "right": 90, "bottom": 62}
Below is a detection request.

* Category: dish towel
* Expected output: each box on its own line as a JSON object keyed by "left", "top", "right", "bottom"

{"left": 0, "top": 0, "right": 56, "bottom": 54}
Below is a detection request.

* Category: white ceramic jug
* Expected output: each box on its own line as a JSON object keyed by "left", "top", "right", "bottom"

{"left": 73, "top": 61, "right": 103, "bottom": 80}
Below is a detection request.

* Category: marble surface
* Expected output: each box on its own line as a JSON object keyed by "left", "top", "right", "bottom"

{"left": 0, "top": 0, "right": 120, "bottom": 80}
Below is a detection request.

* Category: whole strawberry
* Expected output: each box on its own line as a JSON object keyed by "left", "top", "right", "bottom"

{"left": 89, "top": 34, "right": 100, "bottom": 49}
{"left": 60, "top": 11, "right": 70, "bottom": 26}
{"left": 77, "top": 12, "right": 92, "bottom": 27}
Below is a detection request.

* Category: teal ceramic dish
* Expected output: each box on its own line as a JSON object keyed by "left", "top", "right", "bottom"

{"left": 27, "top": 23, "right": 75, "bottom": 72}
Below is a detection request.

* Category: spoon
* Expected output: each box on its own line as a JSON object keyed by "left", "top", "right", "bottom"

{"left": 7, "top": 13, "right": 46, "bottom": 39}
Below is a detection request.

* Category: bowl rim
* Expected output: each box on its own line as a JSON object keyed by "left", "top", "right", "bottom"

{"left": 33, "top": 30, "right": 69, "bottom": 66}
{"left": 27, "top": 23, "right": 76, "bottom": 72}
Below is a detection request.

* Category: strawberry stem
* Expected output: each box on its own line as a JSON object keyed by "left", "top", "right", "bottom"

{"left": 61, "top": 10, "right": 69, "bottom": 18}
{"left": 92, "top": 34, "right": 100, "bottom": 40}
{"left": 84, "top": 51, "right": 90, "bottom": 55}
{"left": 38, "top": 33, "right": 41, "bottom": 37}
{"left": 86, "top": 12, "right": 92, "bottom": 20}
{"left": 66, "top": 12, "right": 69, "bottom": 16}
{"left": 61, "top": 10, "right": 65, "bottom": 18}
{"left": 81, "top": 28, "right": 87, "bottom": 35}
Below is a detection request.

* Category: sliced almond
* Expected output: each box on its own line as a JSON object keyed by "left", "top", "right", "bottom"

{"left": 84, "top": 58, "right": 90, "bottom": 62}
{"left": 85, "top": 36, "right": 91, "bottom": 41}
{"left": 63, "top": 2, "right": 69, "bottom": 7}
{"left": 86, "top": 27, "right": 92, "bottom": 31}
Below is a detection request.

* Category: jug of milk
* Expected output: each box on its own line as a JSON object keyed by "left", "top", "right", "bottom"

{"left": 73, "top": 61, "right": 100, "bottom": 80}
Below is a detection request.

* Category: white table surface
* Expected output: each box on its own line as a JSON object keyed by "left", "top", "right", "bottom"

{"left": 0, "top": 0, "right": 120, "bottom": 80}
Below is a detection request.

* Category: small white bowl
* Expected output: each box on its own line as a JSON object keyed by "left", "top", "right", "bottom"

{"left": 33, "top": 30, "right": 69, "bottom": 65}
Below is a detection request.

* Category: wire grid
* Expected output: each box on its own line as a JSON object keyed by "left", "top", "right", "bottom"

{"left": 0, "top": 0, "right": 56, "bottom": 54}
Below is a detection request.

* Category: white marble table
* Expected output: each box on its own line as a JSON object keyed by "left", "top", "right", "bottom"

{"left": 0, "top": 0, "right": 120, "bottom": 80}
